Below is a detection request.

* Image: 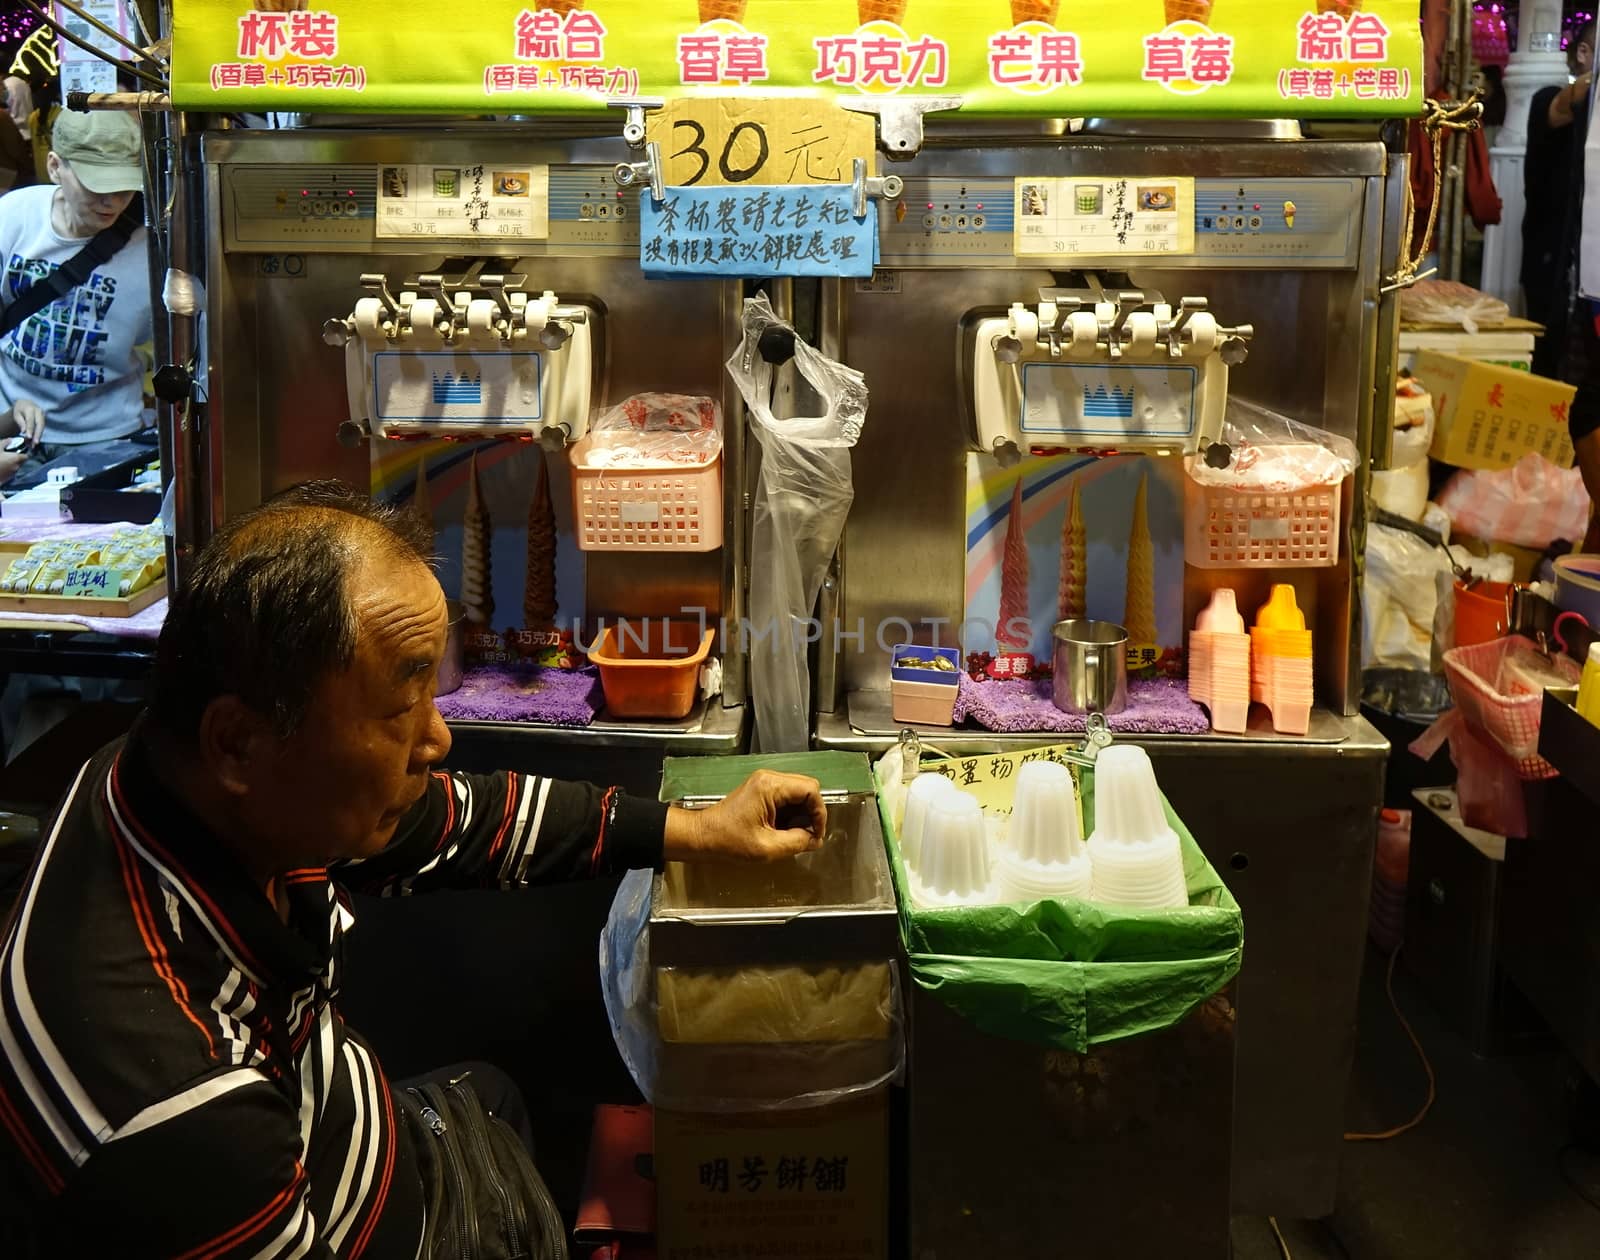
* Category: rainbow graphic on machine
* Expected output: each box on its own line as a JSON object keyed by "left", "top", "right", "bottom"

{"left": 964, "top": 452, "right": 1185, "bottom": 674}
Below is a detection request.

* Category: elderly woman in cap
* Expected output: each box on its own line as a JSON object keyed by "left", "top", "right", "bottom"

{"left": 0, "top": 110, "right": 151, "bottom": 483}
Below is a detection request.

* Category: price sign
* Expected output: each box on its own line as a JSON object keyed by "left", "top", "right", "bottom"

{"left": 375, "top": 163, "right": 549, "bottom": 240}
{"left": 62, "top": 567, "right": 121, "bottom": 599}
{"left": 1013, "top": 176, "right": 1195, "bottom": 258}
{"left": 646, "top": 98, "right": 875, "bottom": 189}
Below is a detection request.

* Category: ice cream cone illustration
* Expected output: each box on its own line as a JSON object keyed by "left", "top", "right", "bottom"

{"left": 698, "top": 0, "right": 747, "bottom": 22}
{"left": 1123, "top": 472, "right": 1157, "bottom": 647}
{"left": 1163, "top": 0, "right": 1213, "bottom": 24}
{"left": 462, "top": 453, "right": 495, "bottom": 630}
{"left": 537, "top": 0, "right": 585, "bottom": 12}
{"left": 411, "top": 458, "right": 433, "bottom": 532}
{"left": 524, "top": 454, "right": 558, "bottom": 630}
{"left": 1057, "top": 483, "right": 1086, "bottom": 622}
{"left": 1010, "top": 0, "right": 1060, "bottom": 24}
{"left": 859, "top": 0, "right": 908, "bottom": 23}
{"left": 997, "top": 478, "right": 1032, "bottom": 651}
{"left": 1316, "top": 0, "right": 1362, "bottom": 12}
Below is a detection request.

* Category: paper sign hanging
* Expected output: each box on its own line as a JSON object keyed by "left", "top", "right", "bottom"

{"left": 638, "top": 184, "right": 879, "bottom": 278}
{"left": 647, "top": 98, "right": 877, "bottom": 188}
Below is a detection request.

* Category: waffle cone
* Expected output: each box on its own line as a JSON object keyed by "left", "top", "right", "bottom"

{"left": 859, "top": 0, "right": 907, "bottom": 21}
{"left": 1164, "top": 0, "right": 1212, "bottom": 22}
{"left": 536, "top": 0, "right": 584, "bottom": 10}
{"left": 699, "top": 0, "right": 747, "bottom": 20}
{"left": 1316, "top": 0, "right": 1362, "bottom": 10}
{"left": 1010, "top": 0, "right": 1060, "bottom": 22}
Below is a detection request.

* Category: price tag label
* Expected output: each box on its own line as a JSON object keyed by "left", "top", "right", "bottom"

{"left": 62, "top": 566, "right": 121, "bottom": 599}
{"left": 375, "top": 163, "right": 549, "bottom": 241}
{"left": 646, "top": 98, "right": 875, "bottom": 189}
{"left": 1013, "top": 176, "right": 1195, "bottom": 258}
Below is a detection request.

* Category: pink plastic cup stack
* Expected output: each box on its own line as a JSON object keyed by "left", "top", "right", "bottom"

{"left": 1188, "top": 588, "right": 1251, "bottom": 734}
{"left": 1250, "top": 584, "right": 1314, "bottom": 735}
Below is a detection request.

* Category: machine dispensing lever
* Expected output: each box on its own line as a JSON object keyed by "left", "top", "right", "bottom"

{"left": 1106, "top": 290, "right": 1145, "bottom": 359}
{"left": 360, "top": 273, "right": 401, "bottom": 323}
{"left": 415, "top": 274, "right": 459, "bottom": 342}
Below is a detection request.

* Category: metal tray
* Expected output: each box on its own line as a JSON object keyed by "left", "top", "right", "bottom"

{"left": 649, "top": 792, "right": 898, "bottom": 969}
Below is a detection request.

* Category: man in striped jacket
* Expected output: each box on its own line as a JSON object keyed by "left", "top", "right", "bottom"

{"left": 0, "top": 481, "right": 827, "bottom": 1257}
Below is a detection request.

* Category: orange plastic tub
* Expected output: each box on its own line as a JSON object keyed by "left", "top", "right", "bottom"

{"left": 1453, "top": 580, "right": 1513, "bottom": 649}
{"left": 590, "top": 620, "right": 714, "bottom": 720}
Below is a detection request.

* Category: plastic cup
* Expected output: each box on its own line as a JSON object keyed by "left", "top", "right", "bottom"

{"left": 995, "top": 847, "right": 1093, "bottom": 904}
{"left": 1086, "top": 745, "right": 1190, "bottom": 911}
{"left": 899, "top": 772, "right": 956, "bottom": 871}
{"left": 1008, "top": 760, "right": 1083, "bottom": 865}
{"left": 913, "top": 789, "right": 993, "bottom": 905}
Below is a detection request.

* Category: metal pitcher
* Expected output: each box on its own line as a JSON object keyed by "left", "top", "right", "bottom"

{"left": 1051, "top": 619, "right": 1129, "bottom": 715}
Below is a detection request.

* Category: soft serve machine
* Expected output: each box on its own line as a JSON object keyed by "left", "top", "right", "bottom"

{"left": 811, "top": 117, "right": 1403, "bottom": 1220}
{"left": 200, "top": 125, "right": 750, "bottom": 785}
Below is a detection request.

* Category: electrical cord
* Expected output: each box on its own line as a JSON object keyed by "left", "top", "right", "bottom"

{"left": 1269, "top": 1215, "right": 1293, "bottom": 1260}
{"left": 1345, "top": 945, "right": 1436, "bottom": 1142}
{"left": 14, "top": 0, "right": 167, "bottom": 89}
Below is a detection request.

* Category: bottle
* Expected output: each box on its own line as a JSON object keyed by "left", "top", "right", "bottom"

{"left": 1578, "top": 642, "right": 1600, "bottom": 729}
{"left": 1368, "top": 808, "right": 1410, "bottom": 953}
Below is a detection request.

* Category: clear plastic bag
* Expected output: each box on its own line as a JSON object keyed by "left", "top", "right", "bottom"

{"left": 600, "top": 869, "right": 905, "bottom": 1113}
{"left": 1362, "top": 521, "right": 1451, "bottom": 672}
{"left": 726, "top": 295, "right": 868, "bottom": 752}
{"left": 1186, "top": 397, "right": 1358, "bottom": 492}
{"left": 580, "top": 392, "right": 722, "bottom": 469}
{"left": 1398, "top": 279, "right": 1510, "bottom": 334}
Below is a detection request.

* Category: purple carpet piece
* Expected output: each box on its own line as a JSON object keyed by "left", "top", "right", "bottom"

{"left": 954, "top": 674, "right": 1210, "bottom": 735}
{"left": 434, "top": 665, "right": 603, "bottom": 726}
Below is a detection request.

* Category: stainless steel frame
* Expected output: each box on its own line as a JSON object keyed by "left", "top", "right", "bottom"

{"left": 199, "top": 125, "right": 750, "bottom": 749}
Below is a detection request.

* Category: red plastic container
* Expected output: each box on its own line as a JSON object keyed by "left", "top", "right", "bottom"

{"left": 590, "top": 620, "right": 713, "bottom": 720}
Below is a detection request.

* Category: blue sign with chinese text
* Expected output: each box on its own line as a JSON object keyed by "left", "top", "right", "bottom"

{"left": 639, "top": 184, "right": 879, "bottom": 279}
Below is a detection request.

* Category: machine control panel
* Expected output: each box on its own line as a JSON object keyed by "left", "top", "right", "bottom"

{"left": 223, "top": 163, "right": 641, "bottom": 256}
{"left": 880, "top": 176, "right": 1363, "bottom": 270}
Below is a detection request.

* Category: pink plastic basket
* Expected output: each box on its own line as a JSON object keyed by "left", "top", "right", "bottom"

{"left": 1184, "top": 464, "right": 1342, "bottom": 569}
{"left": 1441, "top": 635, "right": 1580, "bottom": 779}
{"left": 570, "top": 437, "right": 723, "bottom": 553}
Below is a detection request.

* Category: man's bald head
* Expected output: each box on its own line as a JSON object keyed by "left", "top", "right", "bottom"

{"left": 149, "top": 481, "right": 435, "bottom": 743}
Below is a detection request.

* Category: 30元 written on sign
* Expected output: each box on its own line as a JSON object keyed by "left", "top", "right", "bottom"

{"left": 646, "top": 98, "right": 876, "bottom": 189}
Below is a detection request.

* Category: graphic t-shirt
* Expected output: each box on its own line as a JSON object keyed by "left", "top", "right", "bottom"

{"left": 0, "top": 185, "right": 151, "bottom": 443}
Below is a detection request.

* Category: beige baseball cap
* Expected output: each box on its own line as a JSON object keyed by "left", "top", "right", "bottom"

{"left": 51, "top": 111, "right": 143, "bottom": 195}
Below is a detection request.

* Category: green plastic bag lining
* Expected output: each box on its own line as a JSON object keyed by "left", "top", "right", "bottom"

{"left": 874, "top": 744, "right": 1243, "bottom": 1053}
{"left": 660, "top": 750, "right": 874, "bottom": 803}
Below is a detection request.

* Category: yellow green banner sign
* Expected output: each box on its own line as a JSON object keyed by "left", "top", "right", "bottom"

{"left": 172, "top": 0, "right": 1423, "bottom": 118}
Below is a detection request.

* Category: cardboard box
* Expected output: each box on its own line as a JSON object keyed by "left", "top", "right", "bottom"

{"left": 655, "top": 1091, "right": 888, "bottom": 1260}
{"left": 1413, "top": 351, "right": 1576, "bottom": 471}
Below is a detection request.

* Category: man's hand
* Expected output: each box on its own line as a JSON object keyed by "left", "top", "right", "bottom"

{"left": 0, "top": 399, "right": 43, "bottom": 446}
{"left": 663, "top": 771, "right": 828, "bottom": 863}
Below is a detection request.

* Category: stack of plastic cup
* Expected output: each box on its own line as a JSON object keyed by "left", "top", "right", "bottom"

{"left": 1086, "top": 745, "right": 1190, "bottom": 911}
{"left": 1187, "top": 588, "right": 1251, "bottom": 734}
{"left": 910, "top": 788, "right": 995, "bottom": 907}
{"left": 898, "top": 772, "right": 957, "bottom": 870}
{"left": 1250, "top": 584, "right": 1314, "bottom": 735}
{"left": 994, "top": 760, "right": 1093, "bottom": 903}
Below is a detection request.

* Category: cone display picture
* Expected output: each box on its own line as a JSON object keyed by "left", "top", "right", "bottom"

{"left": 699, "top": 0, "right": 747, "bottom": 21}
{"left": 1163, "top": 0, "right": 1213, "bottom": 22}
{"left": 859, "top": 0, "right": 908, "bottom": 22}
{"left": 1123, "top": 472, "right": 1157, "bottom": 647}
{"left": 461, "top": 453, "right": 495, "bottom": 630}
{"left": 1057, "top": 483, "right": 1086, "bottom": 622}
{"left": 997, "top": 479, "right": 1031, "bottom": 650}
{"left": 524, "top": 454, "right": 558, "bottom": 630}
{"left": 1316, "top": 0, "right": 1362, "bottom": 11}
{"left": 1010, "top": 0, "right": 1060, "bottom": 24}
{"left": 537, "top": 0, "right": 585, "bottom": 11}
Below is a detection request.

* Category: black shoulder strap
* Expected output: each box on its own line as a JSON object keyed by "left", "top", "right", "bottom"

{"left": 0, "top": 201, "right": 142, "bottom": 339}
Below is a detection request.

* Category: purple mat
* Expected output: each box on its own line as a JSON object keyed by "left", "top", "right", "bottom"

{"left": 434, "top": 665, "right": 603, "bottom": 726}
{"left": 954, "top": 674, "right": 1210, "bottom": 735}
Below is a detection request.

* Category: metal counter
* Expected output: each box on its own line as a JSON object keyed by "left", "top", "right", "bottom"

{"left": 818, "top": 706, "right": 1388, "bottom": 1218}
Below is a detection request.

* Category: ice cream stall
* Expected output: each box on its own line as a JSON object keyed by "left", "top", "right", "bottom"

{"left": 167, "top": 0, "right": 1430, "bottom": 1248}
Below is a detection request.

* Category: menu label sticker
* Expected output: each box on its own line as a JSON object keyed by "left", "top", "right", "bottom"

{"left": 1013, "top": 175, "right": 1195, "bottom": 257}
{"left": 375, "top": 163, "right": 549, "bottom": 240}
{"left": 62, "top": 567, "right": 121, "bottom": 599}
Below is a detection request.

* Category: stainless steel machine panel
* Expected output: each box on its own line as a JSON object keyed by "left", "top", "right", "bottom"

{"left": 882, "top": 174, "right": 1363, "bottom": 269}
